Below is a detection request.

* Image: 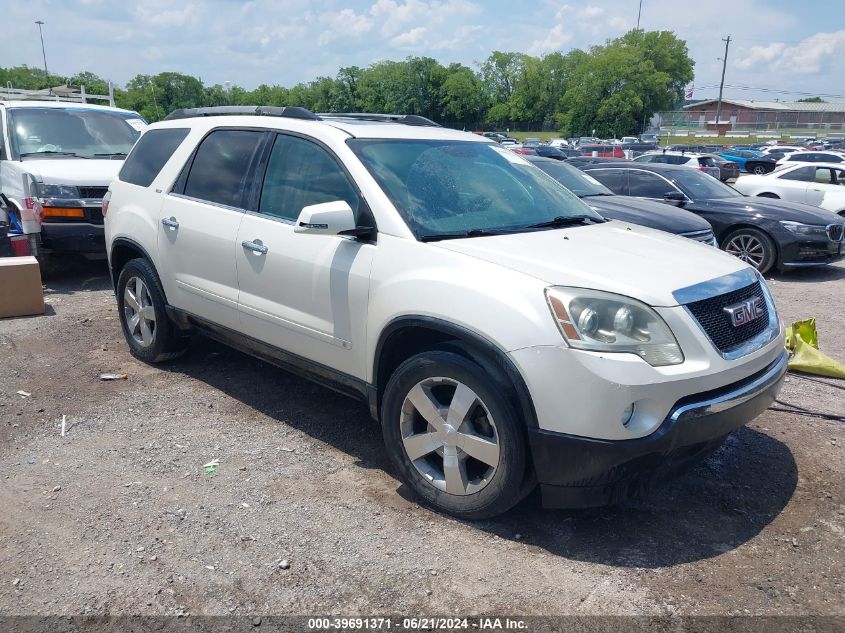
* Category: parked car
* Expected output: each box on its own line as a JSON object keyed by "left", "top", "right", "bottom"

{"left": 620, "top": 142, "right": 658, "bottom": 158}
{"left": 548, "top": 138, "right": 570, "bottom": 148}
{"left": 579, "top": 144, "right": 625, "bottom": 159}
{"left": 482, "top": 132, "right": 517, "bottom": 144}
{"left": 733, "top": 163, "right": 845, "bottom": 216}
{"left": 719, "top": 149, "right": 778, "bottom": 175}
{"left": 775, "top": 151, "right": 845, "bottom": 166}
{"left": 522, "top": 137, "right": 542, "bottom": 148}
{"left": 710, "top": 155, "right": 741, "bottom": 182}
{"left": 621, "top": 136, "right": 638, "bottom": 145}
{"left": 105, "top": 106, "right": 788, "bottom": 518}
{"left": 526, "top": 156, "right": 716, "bottom": 244}
{"left": 582, "top": 162, "right": 845, "bottom": 273}
{"left": 532, "top": 145, "right": 567, "bottom": 160}
{"left": 760, "top": 145, "right": 803, "bottom": 156}
{"left": 566, "top": 156, "right": 630, "bottom": 169}
{"left": 639, "top": 133, "right": 659, "bottom": 144}
{"left": 510, "top": 146, "right": 538, "bottom": 155}
{"left": 0, "top": 99, "right": 145, "bottom": 256}
{"left": 633, "top": 151, "right": 721, "bottom": 179}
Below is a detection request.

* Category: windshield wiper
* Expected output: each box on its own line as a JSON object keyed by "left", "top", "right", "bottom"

{"left": 419, "top": 228, "right": 513, "bottom": 242}
{"left": 20, "top": 150, "right": 89, "bottom": 159}
{"left": 94, "top": 152, "right": 129, "bottom": 158}
{"left": 581, "top": 193, "right": 615, "bottom": 197}
{"left": 525, "top": 215, "right": 605, "bottom": 229}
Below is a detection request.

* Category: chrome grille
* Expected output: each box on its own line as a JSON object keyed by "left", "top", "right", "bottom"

{"left": 680, "top": 229, "right": 717, "bottom": 245}
{"left": 78, "top": 186, "right": 108, "bottom": 200}
{"left": 685, "top": 281, "right": 770, "bottom": 354}
{"left": 827, "top": 223, "right": 844, "bottom": 242}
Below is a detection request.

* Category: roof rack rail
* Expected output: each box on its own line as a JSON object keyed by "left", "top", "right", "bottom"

{"left": 319, "top": 112, "right": 440, "bottom": 127}
{"left": 163, "top": 105, "right": 319, "bottom": 121}
{"left": 0, "top": 83, "right": 116, "bottom": 107}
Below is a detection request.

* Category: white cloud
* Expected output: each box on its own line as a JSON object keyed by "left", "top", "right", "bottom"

{"left": 735, "top": 30, "right": 845, "bottom": 74}
{"left": 318, "top": 8, "right": 374, "bottom": 45}
{"left": 391, "top": 26, "right": 427, "bottom": 48}
{"left": 133, "top": 2, "right": 197, "bottom": 28}
{"left": 369, "top": 0, "right": 480, "bottom": 37}
{"left": 528, "top": 24, "right": 573, "bottom": 55}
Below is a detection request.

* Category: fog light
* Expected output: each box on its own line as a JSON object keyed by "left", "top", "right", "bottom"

{"left": 621, "top": 403, "right": 635, "bottom": 427}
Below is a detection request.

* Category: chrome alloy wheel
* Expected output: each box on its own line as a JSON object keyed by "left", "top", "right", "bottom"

{"left": 725, "top": 234, "right": 766, "bottom": 269}
{"left": 123, "top": 276, "right": 156, "bottom": 348}
{"left": 399, "top": 377, "right": 500, "bottom": 496}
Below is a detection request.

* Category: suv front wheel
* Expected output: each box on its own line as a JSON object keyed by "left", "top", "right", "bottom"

{"left": 117, "top": 258, "right": 187, "bottom": 363}
{"left": 381, "top": 350, "right": 528, "bottom": 519}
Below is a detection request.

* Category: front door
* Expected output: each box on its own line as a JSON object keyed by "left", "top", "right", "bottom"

{"left": 235, "top": 133, "right": 374, "bottom": 378}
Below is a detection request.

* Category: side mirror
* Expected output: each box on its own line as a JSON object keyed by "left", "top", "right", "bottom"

{"left": 294, "top": 200, "right": 357, "bottom": 236}
{"left": 663, "top": 191, "right": 687, "bottom": 206}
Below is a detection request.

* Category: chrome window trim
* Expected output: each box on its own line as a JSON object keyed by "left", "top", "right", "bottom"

{"left": 167, "top": 192, "right": 246, "bottom": 214}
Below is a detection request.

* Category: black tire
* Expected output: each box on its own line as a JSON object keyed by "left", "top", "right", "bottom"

{"left": 757, "top": 192, "right": 779, "bottom": 198}
{"left": 116, "top": 258, "right": 187, "bottom": 363}
{"left": 721, "top": 227, "right": 777, "bottom": 274}
{"left": 750, "top": 164, "right": 769, "bottom": 175}
{"left": 381, "top": 350, "right": 529, "bottom": 520}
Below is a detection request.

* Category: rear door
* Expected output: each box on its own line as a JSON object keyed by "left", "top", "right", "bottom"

{"left": 773, "top": 165, "right": 815, "bottom": 204}
{"left": 234, "top": 132, "right": 375, "bottom": 377}
{"left": 157, "top": 128, "right": 265, "bottom": 330}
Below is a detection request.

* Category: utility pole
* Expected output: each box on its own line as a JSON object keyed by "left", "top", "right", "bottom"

{"left": 714, "top": 35, "right": 731, "bottom": 130}
{"left": 636, "top": 0, "right": 643, "bottom": 30}
{"left": 35, "top": 21, "right": 50, "bottom": 88}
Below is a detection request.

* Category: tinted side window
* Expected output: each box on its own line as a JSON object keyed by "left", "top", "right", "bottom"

{"left": 628, "top": 171, "right": 676, "bottom": 198}
{"left": 119, "top": 128, "right": 189, "bottom": 187}
{"left": 259, "top": 134, "right": 359, "bottom": 221}
{"left": 698, "top": 157, "right": 716, "bottom": 167}
{"left": 587, "top": 169, "right": 627, "bottom": 195}
{"left": 819, "top": 153, "right": 844, "bottom": 163}
{"left": 184, "top": 130, "right": 264, "bottom": 208}
{"left": 779, "top": 166, "right": 814, "bottom": 182}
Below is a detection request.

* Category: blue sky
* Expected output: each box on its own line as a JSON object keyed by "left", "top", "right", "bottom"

{"left": 2, "top": 0, "right": 843, "bottom": 102}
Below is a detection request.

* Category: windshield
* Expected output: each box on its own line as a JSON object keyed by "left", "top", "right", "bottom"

{"left": 531, "top": 160, "right": 613, "bottom": 197}
{"left": 670, "top": 168, "right": 742, "bottom": 199}
{"left": 9, "top": 107, "right": 144, "bottom": 159}
{"left": 348, "top": 139, "right": 600, "bottom": 237}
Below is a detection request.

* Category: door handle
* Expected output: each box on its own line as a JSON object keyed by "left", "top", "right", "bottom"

{"left": 161, "top": 217, "right": 179, "bottom": 229}
{"left": 242, "top": 240, "right": 268, "bottom": 255}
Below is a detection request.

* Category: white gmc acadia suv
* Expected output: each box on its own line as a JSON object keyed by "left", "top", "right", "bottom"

{"left": 104, "top": 106, "right": 787, "bottom": 519}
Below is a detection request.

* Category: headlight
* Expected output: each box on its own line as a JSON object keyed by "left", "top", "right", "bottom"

{"left": 779, "top": 221, "right": 828, "bottom": 237}
{"left": 545, "top": 287, "right": 684, "bottom": 366}
{"left": 36, "top": 183, "right": 81, "bottom": 199}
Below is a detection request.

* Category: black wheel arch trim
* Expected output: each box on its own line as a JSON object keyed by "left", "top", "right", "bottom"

{"left": 109, "top": 237, "right": 159, "bottom": 290}
{"left": 372, "top": 316, "right": 539, "bottom": 428}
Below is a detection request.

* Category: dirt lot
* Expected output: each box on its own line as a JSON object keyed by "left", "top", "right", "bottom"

{"left": 0, "top": 257, "right": 843, "bottom": 618}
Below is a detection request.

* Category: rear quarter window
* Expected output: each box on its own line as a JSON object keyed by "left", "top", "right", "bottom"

{"left": 119, "top": 128, "right": 190, "bottom": 187}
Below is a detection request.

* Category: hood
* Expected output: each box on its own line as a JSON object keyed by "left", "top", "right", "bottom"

{"left": 433, "top": 221, "right": 746, "bottom": 307}
{"left": 584, "top": 195, "right": 712, "bottom": 234}
{"left": 696, "top": 196, "right": 844, "bottom": 225}
{"left": 22, "top": 158, "right": 123, "bottom": 186}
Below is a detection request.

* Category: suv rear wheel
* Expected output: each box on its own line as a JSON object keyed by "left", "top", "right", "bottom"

{"left": 117, "top": 258, "right": 187, "bottom": 363}
{"left": 381, "top": 350, "right": 528, "bottom": 519}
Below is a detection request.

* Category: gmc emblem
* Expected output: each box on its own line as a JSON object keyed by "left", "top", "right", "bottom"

{"left": 723, "top": 296, "right": 765, "bottom": 327}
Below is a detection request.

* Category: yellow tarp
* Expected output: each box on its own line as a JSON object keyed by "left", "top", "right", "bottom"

{"left": 784, "top": 318, "right": 845, "bottom": 379}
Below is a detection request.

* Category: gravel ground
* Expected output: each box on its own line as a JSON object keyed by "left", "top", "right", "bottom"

{"left": 0, "top": 257, "right": 843, "bottom": 618}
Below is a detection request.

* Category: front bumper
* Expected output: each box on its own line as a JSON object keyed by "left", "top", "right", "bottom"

{"left": 779, "top": 237, "right": 844, "bottom": 268}
{"left": 39, "top": 221, "right": 105, "bottom": 254}
{"left": 528, "top": 350, "right": 787, "bottom": 508}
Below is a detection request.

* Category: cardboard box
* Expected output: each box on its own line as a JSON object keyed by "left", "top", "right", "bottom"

{"left": 0, "top": 256, "right": 44, "bottom": 318}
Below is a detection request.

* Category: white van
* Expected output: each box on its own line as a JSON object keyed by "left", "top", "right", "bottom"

{"left": 0, "top": 99, "right": 145, "bottom": 256}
